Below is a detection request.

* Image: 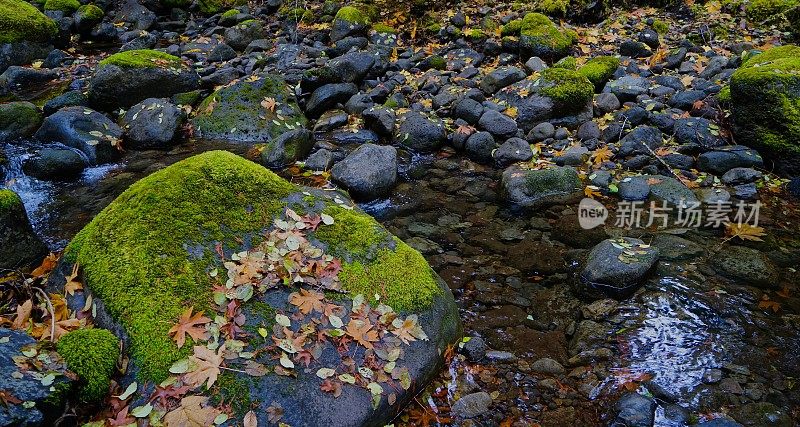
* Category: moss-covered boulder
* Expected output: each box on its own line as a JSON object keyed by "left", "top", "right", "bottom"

{"left": 579, "top": 55, "right": 620, "bottom": 90}
{"left": 192, "top": 74, "right": 307, "bottom": 142}
{"left": 535, "top": 0, "right": 610, "bottom": 24}
{"left": 0, "top": 101, "right": 43, "bottom": 142}
{"left": 56, "top": 329, "right": 120, "bottom": 402}
{"left": 331, "top": 5, "right": 371, "bottom": 41}
{"left": 746, "top": 0, "right": 800, "bottom": 35}
{"left": 494, "top": 67, "right": 594, "bottom": 131}
{"left": 519, "top": 13, "right": 576, "bottom": 61}
{"left": 197, "top": 0, "right": 246, "bottom": 15}
{"left": 730, "top": 45, "right": 800, "bottom": 175}
{"left": 0, "top": 189, "right": 48, "bottom": 269}
{"left": 502, "top": 165, "right": 583, "bottom": 208}
{"left": 88, "top": 50, "right": 200, "bottom": 112}
{"left": 0, "top": 0, "right": 57, "bottom": 73}
{"left": 43, "top": 0, "right": 80, "bottom": 13}
{"left": 74, "top": 4, "right": 105, "bottom": 34}
{"left": 61, "top": 150, "right": 460, "bottom": 425}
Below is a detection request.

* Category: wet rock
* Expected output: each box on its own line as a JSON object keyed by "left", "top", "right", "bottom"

{"left": 710, "top": 245, "right": 778, "bottom": 288}
{"left": 88, "top": 50, "right": 200, "bottom": 112}
{"left": 261, "top": 128, "right": 314, "bottom": 169}
{"left": 224, "top": 19, "right": 264, "bottom": 51}
{"left": 647, "top": 175, "right": 699, "bottom": 207}
{"left": 465, "top": 131, "right": 495, "bottom": 163}
{"left": 618, "top": 175, "right": 651, "bottom": 201}
{"left": 669, "top": 89, "right": 706, "bottom": 110}
{"left": 452, "top": 97, "right": 484, "bottom": 125}
{"left": 554, "top": 145, "right": 589, "bottom": 166}
{"left": 43, "top": 91, "right": 88, "bottom": 116}
{"left": 304, "top": 148, "right": 334, "bottom": 171}
{"left": 22, "top": 147, "right": 85, "bottom": 180}
{"left": 396, "top": 111, "right": 446, "bottom": 153}
{"left": 698, "top": 146, "right": 763, "bottom": 175}
{"left": 618, "top": 126, "right": 663, "bottom": 157}
{"left": 331, "top": 143, "right": 397, "bottom": 200}
{"left": 0, "top": 189, "right": 48, "bottom": 268}
{"left": 531, "top": 357, "right": 565, "bottom": 375}
{"left": 651, "top": 234, "right": 704, "bottom": 261}
{"left": 313, "top": 109, "right": 349, "bottom": 133}
{"left": 451, "top": 392, "right": 492, "bottom": 419}
{"left": 730, "top": 402, "right": 792, "bottom": 427}
{"left": 595, "top": 92, "right": 620, "bottom": 114}
{"left": 480, "top": 66, "right": 526, "bottom": 94}
{"left": 731, "top": 183, "right": 758, "bottom": 200}
{"left": 330, "top": 6, "right": 370, "bottom": 42}
{"left": 362, "top": 106, "right": 395, "bottom": 137}
{"left": 525, "top": 56, "right": 548, "bottom": 73}
{"left": 638, "top": 28, "right": 660, "bottom": 49}
{"left": 0, "top": 42, "right": 53, "bottom": 76}
{"left": 34, "top": 106, "right": 122, "bottom": 164}
{"left": 620, "top": 39, "right": 652, "bottom": 58}
{"left": 673, "top": 117, "right": 723, "bottom": 148}
{"left": 0, "top": 66, "right": 57, "bottom": 97}
{"left": 530, "top": 122, "right": 556, "bottom": 141}
{"left": 42, "top": 49, "right": 73, "bottom": 69}
{"left": 306, "top": 83, "right": 358, "bottom": 119}
{"left": 607, "top": 76, "right": 649, "bottom": 102}
{"left": 120, "top": 98, "right": 183, "bottom": 149}
{"left": 460, "top": 336, "right": 487, "bottom": 362}
{"left": 208, "top": 43, "right": 237, "bottom": 62}
{"left": 501, "top": 165, "right": 582, "bottom": 209}
{"left": 494, "top": 137, "right": 534, "bottom": 166}
{"left": 328, "top": 51, "right": 375, "bottom": 83}
{"left": 577, "top": 121, "right": 601, "bottom": 141}
{"left": 193, "top": 74, "right": 306, "bottom": 142}
{"left": 581, "top": 238, "right": 659, "bottom": 299}
{"left": 0, "top": 329, "right": 73, "bottom": 426}
{"left": 0, "top": 101, "right": 42, "bottom": 142}
{"left": 721, "top": 167, "right": 762, "bottom": 185}
{"left": 697, "top": 418, "right": 744, "bottom": 427}
{"left": 612, "top": 393, "right": 656, "bottom": 427}
{"left": 479, "top": 109, "right": 518, "bottom": 138}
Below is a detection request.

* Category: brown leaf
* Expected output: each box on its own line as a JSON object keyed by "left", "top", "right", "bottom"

{"left": 12, "top": 300, "right": 32, "bottom": 330}
{"left": 243, "top": 410, "right": 257, "bottom": 427}
{"left": 168, "top": 307, "right": 211, "bottom": 349}
{"left": 31, "top": 253, "right": 58, "bottom": 277}
{"left": 267, "top": 402, "right": 284, "bottom": 424}
{"left": 64, "top": 264, "right": 83, "bottom": 296}
{"left": 345, "top": 319, "right": 379, "bottom": 350}
{"left": 724, "top": 223, "right": 766, "bottom": 242}
{"left": 184, "top": 345, "right": 224, "bottom": 389}
{"left": 162, "top": 395, "right": 220, "bottom": 427}
{"left": 261, "top": 97, "right": 277, "bottom": 113}
{"left": 289, "top": 288, "right": 325, "bottom": 315}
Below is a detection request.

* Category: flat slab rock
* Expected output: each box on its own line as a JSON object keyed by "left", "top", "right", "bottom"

{"left": 580, "top": 237, "right": 659, "bottom": 299}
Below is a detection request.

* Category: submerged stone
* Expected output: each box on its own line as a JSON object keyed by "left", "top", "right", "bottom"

{"left": 502, "top": 165, "right": 583, "bottom": 209}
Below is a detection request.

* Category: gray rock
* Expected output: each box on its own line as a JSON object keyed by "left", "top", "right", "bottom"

{"left": 589, "top": 170, "right": 612, "bottom": 188}
{"left": 43, "top": 91, "right": 88, "bottom": 116}
{"left": 555, "top": 145, "right": 589, "bottom": 166}
{"left": 494, "top": 137, "right": 533, "bottom": 166}
{"left": 34, "top": 106, "right": 122, "bottom": 164}
{"left": 669, "top": 90, "right": 706, "bottom": 110}
{"left": 261, "top": 128, "right": 314, "bottom": 169}
{"left": 1, "top": 187, "right": 45, "bottom": 270}
{"left": 0, "top": 66, "right": 57, "bottom": 97}
{"left": 478, "top": 109, "right": 518, "bottom": 138}
{"left": 618, "top": 126, "right": 663, "bottom": 157}
{"left": 721, "top": 167, "right": 762, "bottom": 185}
{"left": 331, "top": 143, "right": 398, "bottom": 200}
{"left": 120, "top": 98, "right": 183, "bottom": 149}
{"left": 612, "top": 393, "right": 656, "bottom": 427}
{"left": 697, "top": 418, "right": 743, "bottom": 427}
{"left": 647, "top": 175, "right": 699, "bottom": 207}
{"left": 0, "top": 41, "right": 52, "bottom": 75}
{"left": 732, "top": 183, "right": 758, "bottom": 200}
{"left": 362, "top": 106, "right": 395, "bottom": 137}
{"left": 0, "top": 102, "right": 42, "bottom": 142}
{"left": 673, "top": 117, "right": 724, "bottom": 148}
{"left": 460, "top": 336, "right": 487, "bottom": 361}
{"left": 620, "top": 39, "right": 652, "bottom": 58}
{"left": 480, "top": 66, "right": 526, "bottom": 94}
{"left": 651, "top": 235, "right": 704, "bottom": 261}
{"left": 465, "top": 131, "right": 495, "bottom": 163}
{"left": 698, "top": 146, "right": 763, "bottom": 175}
{"left": 304, "top": 149, "right": 334, "bottom": 171}
{"left": 577, "top": 121, "right": 601, "bottom": 140}
{"left": 595, "top": 92, "right": 620, "bottom": 114}
{"left": 396, "top": 111, "right": 445, "bottom": 153}
{"left": 618, "top": 175, "right": 651, "bottom": 201}
{"left": 711, "top": 245, "right": 778, "bottom": 288}
{"left": 451, "top": 392, "right": 492, "bottom": 419}
{"left": 524, "top": 56, "right": 548, "bottom": 73}
{"left": 581, "top": 238, "right": 659, "bottom": 298}
{"left": 531, "top": 358, "right": 565, "bottom": 375}
{"left": 22, "top": 148, "right": 85, "bottom": 180}
{"left": 313, "top": 110, "right": 349, "bottom": 132}
{"left": 529, "top": 122, "right": 555, "bottom": 141}
{"left": 698, "top": 187, "right": 731, "bottom": 204}
{"left": 330, "top": 13, "right": 369, "bottom": 42}
{"left": 502, "top": 165, "right": 582, "bottom": 209}
{"left": 608, "top": 76, "right": 649, "bottom": 102}
{"left": 638, "top": 28, "right": 660, "bottom": 49}
{"left": 328, "top": 51, "right": 375, "bottom": 83}
{"left": 224, "top": 20, "right": 264, "bottom": 51}
{"left": 208, "top": 43, "right": 237, "bottom": 62}
{"left": 452, "top": 97, "right": 484, "bottom": 124}
{"left": 306, "top": 83, "right": 359, "bottom": 118}
{"left": 730, "top": 402, "right": 791, "bottom": 427}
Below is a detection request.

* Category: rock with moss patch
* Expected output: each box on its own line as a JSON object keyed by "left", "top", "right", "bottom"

{"left": 197, "top": 0, "right": 246, "bottom": 15}
{"left": 0, "top": 189, "right": 48, "bottom": 269}
{"left": 58, "top": 150, "right": 460, "bottom": 425}
{"left": 192, "top": 74, "right": 306, "bottom": 142}
{"left": 501, "top": 165, "right": 583, "bottom": 208}
{"left": 0, "top": 101, "right": 42, "bottom": 141}
{"left": 260, "top": 128, "right": 314, "bottom": 168}
{"left": 519, "top": 13, "right": 576, "bottom": 62}
{"left": 494, "top": 67, "right": 594, "bottom": 131}
{"left": 331, "top": 6, "right": 370, "bottom": 41}
{"left": 746, "top": 0, "right": 800, "bottom": 35}
{"left": 579, "top": 56, "right": 620, "bottom": 90}
{"left": 0, "top": 328, "right": 74, "bottom": 426}
{"left": 0, "top": 0, "right": 57, "bottom": 73}
{"left": 224, "top": 19, "right": 264, "bottom": 51}
{"left": 74, "top": 4, "right": 105, "bottom": 34}
{"left": 43, "top": 0, "right": 80, "bottom": 13}
{"left": 56, "top": 329, "right": 120, "bottom": 402}
{"left": 730, "top": 45, "right": 800, "bottom": 175}
{"left": 88, "top": 49, "right": 199, "bottom": 112}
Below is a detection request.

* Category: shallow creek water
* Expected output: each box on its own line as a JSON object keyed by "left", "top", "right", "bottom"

{"left": 3, "top": 140, "right": 799, "bottom": 426}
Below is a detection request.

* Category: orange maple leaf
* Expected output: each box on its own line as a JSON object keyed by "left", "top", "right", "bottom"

{"left": 168, "top": 307, "right": 211, "bottom": 348}
{"left": 346, "top": 319, "right": 379, "bottom": 350}
{"left": 184, "top": 345, "right": 224, "bottom": 389}
{"left": 289, "top": 288, "right": 325, "bottom": 315}
{"left": 261, "top": 97, "right": 277, "bottom": 112}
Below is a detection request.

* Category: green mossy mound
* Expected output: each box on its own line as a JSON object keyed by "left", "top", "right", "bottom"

{"left": 99, "top": 49, "right": 183, "bottom": 69}
{"left": 66, "top": 150, "right": 443, "bottom": 382}
{"left": 730, "top": 44, "right": 800, "bottom": 174}
{"left": 335, "top": 5, "right": 370, "bottom": 25}
{"left": 0, "top": 0, "right": 57, "bottom": 44}
{"left": 0, "top": 188, "right": 20, "bottom": 211}
{"left": 56, "top": 329, "right": 120, "bottom": 402}
{"left": 520, "top": 13, "right": 576, "bottom": 61}
{"left": 76, "top": 4, "right": 104, "bottom": 21}
{"left": 746, "top": 0, "right": 799, "bottom": 22}
{"left": 0, "top": 101, "right": 43, "bottom": 141}
{"left": 197, "top": 0, "right": 246, "bottom": 15}
{"left": 44, "top": 0, "right": 80, "bottom": 12}
{"left": 192, "top": 74, "right": 306, "bottom": 142}
{"left": 579, "top": 55, "right": 620, "bottom": 90}
{"left": 539, "top": 67, "right": 594, "bottom": 114}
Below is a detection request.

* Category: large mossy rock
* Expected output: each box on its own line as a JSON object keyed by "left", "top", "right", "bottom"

{"left": 88, "top": 50, "right": 200, "bottom": 112}
{"left": 730, "top": 45, "right": 800, "bottom": 175}
{"left": 0, "top": 189, "right": 48, "bottom": 269}
{"left": 746, "top": 0, "right": 800, "bottom": 35}
{"left": 519, "top": 13, "right": 576, "bottom": 61}
{"left": 192, "top": 74, "right": 307, "bottom": 142}
{"left": 0, "top": 0, "right": 57, "bottom": 73}
{"left": 62, "top": 150, "right": 460, "bottom": 425}
{"left": 494, "top": 67, "right": 594, "bottom": 131}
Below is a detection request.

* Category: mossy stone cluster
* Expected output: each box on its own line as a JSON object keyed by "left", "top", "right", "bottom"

{"left": 56, "top": 329, "right": 120, "bottom": 402}
{"left": 578, "top": 55, "right": 620, "bottom": 90}
{"left": 520, "top": 13, "right": 576, "bottom": 61}
{"left": 730, "top": 44, "right": 800, "bottom": 174}
{"left": 553, "top": 56, "right": 578, "bottom": 70}
{"left": 538, "top": 67, "right": 594, "bottom": 114}
{"left": 99, "top": 49, "right": 183, "bottom": 69}
{"left": 536, "top": 0, "right": 570, "bottom": 15}
{"left": 65, "top": 150, "right": 442, "bottom": 382}
{"left": 44, "top": 0, "right": 80, "bottom": 12}
{"left": 0, "top": 0, "right": 57, "bottom": 44}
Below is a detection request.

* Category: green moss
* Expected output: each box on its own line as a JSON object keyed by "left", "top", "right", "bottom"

{"left": 0, "top": 189, "right": 22, "bottom": 211}
{"left": 536, "top": 0, "right": 569, "bottom": 15}
{"left": 338, "top": 239, "right": 440, "bottom": 312}
{"left": 211, "top": 372, "right": 253, "bottom": 416}
{"left": 66, "top": 151, "right": 294, "bottom": 381}
{"left": 578, "top": 55, "right": 620, "bottom": 89}
{"left": 0, "top": 0, "right": 57, "bottom": 44}
{"left": 372, "top": 23, "right": 397, "bottom": 34}
{"left": 279, "top": 7, "right": 312, "bottom": 21}
{"left": 652, "top": 19, "right": 669, "bottom": 34}
{"left": 56, "top": 329, "right": 120, "bottom": 402}
{"left": 746, "top": 0, "right": 799, "bottom": 22}
{"left": 99, "top": 49, "right": 183, "bottom": 69}
{"left": 221, "top": 8, "right": 238, "bottom": 19}
{"left": 312, "top": 204, "right": 391, "bottom": 260}
{"left": 718, "top": 85, "right": 731, "bottom": 103}
{"left": 539, "top": 67, "right": 594, "bottom": 113}
{"left": 466, "top": 29, "right": 487, "bottom": 40}
{"left": 0, "top": 101, "right": 43, "bottom": 136}
{"left": 44, "top": 0, "right": 80, "bottom": 12}
{"left": 501, "top": 19, "right": 523, "bottom": 37}
{"left": 335, "top": 5, "right": 370, "bottom": 25}
{"left": 77, "top": 4, "right": 104, "bottom": 20}
{"left": 553, "top": 56, "right": 577, "bottom": 70}
{"left": 197, "top": 0, "right": 246, "bottom": 15}
{"left": 730, "top": 45, "right": 800, "bottom": 157}
{"left": 520, "top": 12, "right": 575, "bottom": 60}
{"left": 428, "top": 55, "right": 447, "bottom": 70}
{"left": 426, "top": 23, "right": 442, "bottom": 33}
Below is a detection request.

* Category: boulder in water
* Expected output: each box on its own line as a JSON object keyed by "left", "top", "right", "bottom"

{"left": 0, "top": 189, "right": 48, "bottom": 269}
{"left": 34, "top": 106, "right": 122, "bottom": 164}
